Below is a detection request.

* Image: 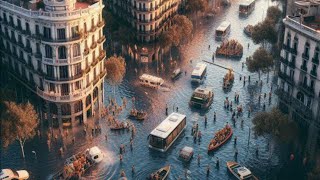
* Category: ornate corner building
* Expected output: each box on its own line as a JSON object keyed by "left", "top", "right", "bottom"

{"left": 0, "top": 0, "right": 107, "bottom": 127}
{"left": 277, "top": 0, "right": 320, "bottom": 157}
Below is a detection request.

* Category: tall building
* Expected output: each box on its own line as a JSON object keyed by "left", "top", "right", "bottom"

{"left": 0, "top": 0, "right": 107, "bottom": 127}
{"left": 277, "top": 0, "right": 320, "bottom": 156}
{"left": 110, "top": 0, "right": 181, "bottom": 43}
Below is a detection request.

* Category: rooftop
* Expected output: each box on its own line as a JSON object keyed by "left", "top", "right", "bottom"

{"left": 191, "top": 63, "right": 207, "bottom": 76}
{"left": 150, "top": 113, "right": 186, "bottom": 139}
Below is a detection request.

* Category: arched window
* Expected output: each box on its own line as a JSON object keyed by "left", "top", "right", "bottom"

{"left": 74, "top": 100, "right": 83, "bottom": 113}
{"left": 73, "top": 43, "right": 80, "bottom": 57}
{"left": 58, "top": 46, "right": 67, "bottom": 59}
{"left": 86, "top": 94, "right": 91, "bottom": 107}
{"left": 49, "top": 103, "right": 58, "bottom": 115}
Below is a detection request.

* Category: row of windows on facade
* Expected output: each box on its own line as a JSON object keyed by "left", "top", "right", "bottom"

{"left": 280, "top": 81, "right": 313, "bottom": 108}
{"left": 284, "top": 51, "right": 318, "bottom": 75}
{"left": 286, "top": 33, "right": 319, "bottom": 59}
{"left": 9, "top": 57, "right": 103, "bottom": 96}
{"left": 121, "top": 0, "right": 176, "bottom": 10}
{"left": 1, "top": 25, "right": 103, "bottom": 59}
{"left": 1, "top": 12, "right": 102, "bottom": 39}
{"left": 48, "top": 85, "right": 102, "bottom": 115}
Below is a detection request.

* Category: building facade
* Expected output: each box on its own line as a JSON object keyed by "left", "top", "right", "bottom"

{"left": 110, "top": 0, "right": 181, "bottom": 43}
{"left": 277, "top": 0, "right": 320, "bottom": 156}
{"left": 0, "top": 0, "right": 107, "bottom": 127}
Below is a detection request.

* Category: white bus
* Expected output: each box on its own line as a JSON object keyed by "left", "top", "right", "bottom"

{"left": 139, "top": 74, "right": 164, "bottom": 89}
{"left": 215, "top": 21, "right": 231, "bottom": 41}
{"left": 239, "top": 0, "right": 255, "bottom": 16}
{"left": 149, "top": 113, "right": 187, "bottom": 152}
{"left": 191, "top": 63, "right": 207, "bottom": 84}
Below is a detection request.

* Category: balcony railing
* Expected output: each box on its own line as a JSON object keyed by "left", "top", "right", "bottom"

{"left": 311, "top": 70, "right": 317, "bottom": 78}
{"left": 97, "top": 20, "right": 105, "bottom": 28}
{"left": 34, "top": 52, "right": 42, "bottom": 58}
{"left": 278, "top": 72, "right": 294, "bottom": 85}
{"left": 312, "top": 57, "right": 319, "bottom": 64}
{"left": 90, "top": 42, "right": 97, "bottom": 49}
{"left": 41, "top": 34, "right": 81, "bottom": 43}
{"left": 97, "top": 35, "right": 106, "bottom": 44}
{"left": 290, "top": 47, "right": 298, "bottom": 55}
{"left": 302, "top": 53, "right": 309, "bottom": 60}
{"left": 280, "top": 57, "right": 288, "bottom": 65}
{"left": 300, "top": 65, "right": 307, "bottom": 72}
{"left": 298, "top": 82, "right": 314, "bottom": 96}
{"left": 84, "top": 47, "right": 89, "bottom": 55}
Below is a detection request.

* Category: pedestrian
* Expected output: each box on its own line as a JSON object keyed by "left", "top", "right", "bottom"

{"left": 240, "top": 75, "right": 242, "bottom": 81}
{"left": 264, "top": 93, "right": 267, "bottom": 99}
{"left": 204, "top": 116, "right": 207, "bottom": 127}
{"left": 198, "top": 131, "right": 202, "bottom": 142}
{"left": 214, "top": 111, "right": 216, "bottom": 121}
{"left": 197, "top": 154, "right": 201, "bottom": 165}
{"left": 234, "top": 149, "right": 238, "bottom": 158}
{"left": 132, "top": 165, "right": 135, "bottom": 174}
{"left": 234, "top": 136, "right": 237, "bottom": 145}
{"left": 120, "top": 154, "right": 123, "bottom": 162}
{"left": 176, "top": 106, "right": 179, "bottom": 112}
{"left": 193, "top": 133, "right": 197, "bottom": 143}
{"left": 165, "top": 106, "right": 168, "bottom": 115}
{"left": 59, "top": 147, "right": 63, "bottom": 156}
{"left": 242, "top": 62, "right": 244, "bottom": 69}
{"left": 248, "top": 43, "right": 250, "bottom": 49}
{"left": 130, "top": 140, "right": 133, "bottom": 151}
{"left": 216, "top": 157, "right": 220, "bottom": 168}
{"left": 72, "top": 137, "right": 75, "bottom": 144}
{"left": 185, "top": 71, "right": 187, "bottom": 76}
{"left": 256, "top": 147, "right": 259, "bottom": 156}
{"left": 120, "top": 144, "right": 124, "bottom": 154}
{"left": 263, "top": 103, "right": 266, "bottom": 111}
{"left": 258, "top": 95, "right": 261, "bottom": 102}
{"left": 206, "top": 165, "right": 210, "bottom": 176}
{"left": 105, "top": 134, "right": 108, "bottom": 141}
{"left": 209, "top": 45, "right": 211, "bottom": 49}
{"left": 248, "top": 75, "right": 251, "bottom": 82}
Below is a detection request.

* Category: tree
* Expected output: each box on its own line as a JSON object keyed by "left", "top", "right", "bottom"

{"left": 159, "top": 15, "right": 193, "bottom": 48}
{"left": 173, "top": 15, "right": 193, "bottom": 41}
{"left": 251, "top": 18, "right": 278, "bottom": 46}
{"left": 252, "top": 108, "right": 299, "bottom": 143}
{"left": 1, "top": 101, "right": 39, "bottom": 158}
{"left": 246, "top": 47, "right": 274, "bottom": 79}
{"left": 185, "top": 0, "right": 208, "bottom": 15}
{"left": 267, "top": 6, "right": 282, "bottom": 23}
{"left": 105, "top": 56, "right": 126, "bottom": 96}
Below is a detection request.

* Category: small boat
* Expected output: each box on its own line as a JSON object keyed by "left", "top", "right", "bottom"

{"left": 149, "top": 165, "right": 171, "bottom": 180}
{"left": 189, "top": 87, "right": 214, "bottom": 109}
{"left": 223, "top": 69, "right": 234, "bottom": 90}
{"left": 227, "top": 161, "right": 258, "bottom": 180}
{"left": 52, "top": 146, "right": 103, "bottom": 180}
{"left": 0, "top": 169, "right": 29, "bottom": 180}
{"left": 136, "top": 111, "right": 147, "bottom": 120}
{"left": 208, "top": 125, "right": 233, "bottom": 152}
{"left": 110, "top": 121, "right": 130, "bottom": 130}
{"left": 171, "top": 68, "right": 182, "bottom": 80}
{"left": 179, "top": 146, "right": 194, "bottom": 162}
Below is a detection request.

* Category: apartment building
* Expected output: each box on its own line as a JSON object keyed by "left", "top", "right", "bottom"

{"left": 277, "top": 0, "right": 320, "bottom": 156}
{"left": 0, "top": 0, "right": 107, "bottom": 127}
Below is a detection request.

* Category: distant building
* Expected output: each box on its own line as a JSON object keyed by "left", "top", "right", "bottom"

{"left": 277, "top": 0, "right": 320, "bottom": 156}
{"left": 0, "top": 0, "right": 107, "bottom": 127}
{"left": 109, "top": 0, "right": 181, "bottom": 43}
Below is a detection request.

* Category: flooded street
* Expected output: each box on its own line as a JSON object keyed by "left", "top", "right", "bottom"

{"left": 0, "top": 0, "right": 288, "bottom": 179}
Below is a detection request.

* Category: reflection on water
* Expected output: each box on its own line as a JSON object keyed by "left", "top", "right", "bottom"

{"left": 0, "top": 0, "right": 288, "bottom": 179}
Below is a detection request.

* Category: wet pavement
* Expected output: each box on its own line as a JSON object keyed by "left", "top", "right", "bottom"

{"left": 0, "top": 0, "right": 289, "bottom": 179}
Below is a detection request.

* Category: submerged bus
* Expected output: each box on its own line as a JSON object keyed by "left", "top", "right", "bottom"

{"left": 149, "top": 113, "right": 187, "bottom": 152}
{"left": 215, "top": 21, "right": 231, "bottom": 41}
{"left": 191, "top": 63, "right": 207, "bottom": 84}
{"left": 239, "top": 0, "right": 255, "bottom": 16}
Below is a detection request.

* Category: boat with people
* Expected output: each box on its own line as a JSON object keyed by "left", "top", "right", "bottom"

{"left": 149, "top": 165, "right": 171, "bottom": 180}
{"left": 227, "top": 161, "right": 258, "bottom": 180}
{"left": 171, "top": 68, "right": 182, "bottom": 80}
{"left": 0, "top": 169, "right": 29, "bottom": 180}
{"left": 129, "top": 108, "right": 147, "bottom": 120}
{"left": 239, "top": 0, "right": 255, "bottom": 16}
{"left": 208, "top": 124, "right": 233, "bottom": 152}
{"left": 215, "top": 21, "right": 231, "bottom": 41}
{"left": 191, "top": 63, "right": 207, "bottom": 84}
{"left": 223, "top": 68, "right": 235, "bottom": 90}
{"left": 109, "top": 121, "right": 131, "bottom": 130}
{"left": 52, "top": 146, "right": 103, "bottom": 180}
{"left": 216, "top": 39, "right": 243, "bottom": 58}
{"left": 189, "top": 87, "right": 214, "bottom": 109}
{"left": 139, "top": 74, "right": 164, "bottom": 89}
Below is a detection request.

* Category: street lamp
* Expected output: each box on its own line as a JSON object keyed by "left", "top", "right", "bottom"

{"left": 32, "top": 151, "right": 37, "bottom": 159}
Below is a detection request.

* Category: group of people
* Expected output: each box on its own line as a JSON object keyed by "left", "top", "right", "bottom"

{"left": 61, "top": 153, "right": 94, "bottom": 180}
{"left": 208, "top": 124, "right": 232, "bottom": 149}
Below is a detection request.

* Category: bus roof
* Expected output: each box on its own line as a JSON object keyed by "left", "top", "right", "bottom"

{"left": 216, "top": 21, "right": 231, "bottom": 32}
{"left": 150, "top": 113, "right": 186, "bottom": 139}
{"left": 194, "top": 87, "right": 212, "bottom": 95}
{"left": 139, "top": 74, "right": 164, "bottom": 84}
{"left": 191, "top": 63, "right": 207, "bottom": 76}
{"left": 239, "top": 0, "right": 255, "bottom": 6}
